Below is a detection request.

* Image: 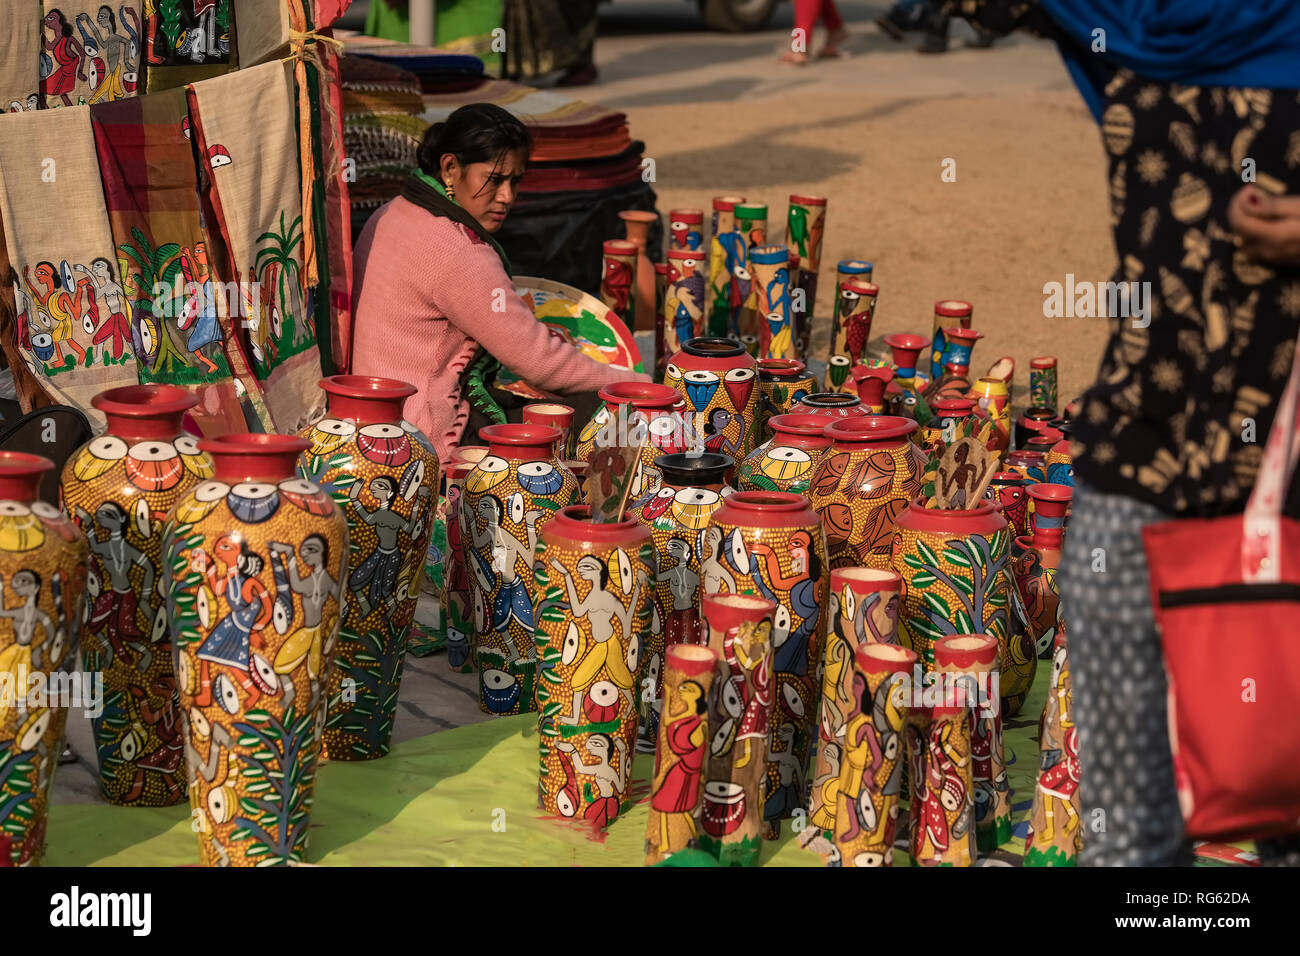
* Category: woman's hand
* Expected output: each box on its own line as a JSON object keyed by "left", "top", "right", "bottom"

{"left": 1228, "top": 185, "right": 1300, "bottom": 266}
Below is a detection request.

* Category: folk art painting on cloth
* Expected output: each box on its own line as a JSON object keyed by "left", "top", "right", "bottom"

{"left": 3, "top": 7, "right": 44, "bottom": 112}
{"left": 39, "top": 2, "right": 145, "bottom": 109}
{"left": 143, "top": 0, "right": 232, "bottom": 92}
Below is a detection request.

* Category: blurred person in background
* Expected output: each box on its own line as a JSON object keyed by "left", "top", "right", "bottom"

{"left": 780, "top": 0, "right": 850, "bottom": 64}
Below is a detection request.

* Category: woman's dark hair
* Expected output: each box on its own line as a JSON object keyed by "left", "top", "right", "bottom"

{"left": 417, "top": 103, "right": 532, "bottom": 180}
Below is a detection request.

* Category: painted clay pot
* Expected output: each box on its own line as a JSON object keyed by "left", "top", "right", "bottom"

{"left": 1046, "top": 439, "right": 1074, "bottom": 487}
{"left": 791, "top": 391, "right": 869, "bottom": 421}
{"left": 533, "top": 506, "right": 653, "bottom": 830}
{"left": 988, "top": 472, "right": 1030, "bottom": 539}
{"left": 665, "top": 248, "right": 709, "bottom": 358}
{"left": 826, "top": 280, "right": 879, "bottom": 393}
{"left": 462, "top": 424, "right": 579, "bottom": 716}
{"left": 1024, "top": 628, "right": 1080, "bottom": 866}
{"left": 1013, "top": 483, "right": 1071, "bottom": 663}
{"left": 926, "top": 327, "right": 984, "bottom": 401}
{"left": 785, "top": 194, "right": 826, "bottom": 318}
{"left": 854, "top": 365, "right": 894, "bottom": 414}
{"left": 748, "top": 244, "right": 795, "bottom": 360}
{"left": 632, "top": 452, "right": 733, "bottom": 752}
{"left": 921, "top": 397, "right": 977, "bottom": 455}
{"left": 566, "top": 461, "right": 588, "bottom": 499}
{"left": 833, "top": 642, "right": 916, "bottom": 867}
{"left": 1014, "top": 406, "right": 1058, "bottom": 451}
{"left": 297, "top": 375, "right": 439, "bottom": 760}
{"left": 699, "top": 592, "right": 776, "bottom": 866}
{"left": 890, "top": 498, "right": 1013, "bottom": 687}
{"left": 523, "top": 403, "right": 576, "bottom": 461}
{"left": 929, "top": 299, "right": 972, "bottom": 382}
{"left": 600, "top": 238, "right": 638, "bottom": 328}
{"left": 654, "top": 262, "right": 669, "bottom": 380}
{"left": 0, "top": 453, "right": 87, "bottom": 865}
{"left": 620, "top": 209, "right": 658, "bottom": 333}
{"left": 668, "top": 207, "right": 705, "bottom": 252}
{"left": 666, "top": 337, "right": 760, "bottom": 462}
{"left": 1004, "top": 449, "right": 1048, "bottom": 486}
{"left": 645, "top": 643, "right": 718, "bottom": 864}
{"left": 808, "top": 568, "right": 902, "bottom": 850}
{"left": 441, "top": 457, "right": 476, "bottom": 674}
{"left": 883, "top": 333, "right": 932, "bottom": 426}
{"left": 808, "top": 416, "right": 928, "bottom": 570}
{"left": 61, "top": 384, "right": 211, "bottom": 807}
{"left": 709, "top": 194, "right": 746, "bottom": 337}
{"left": 703, "top": 491, "right": 827, "bottom": 837}
{"left": 733, "top": 203, "right": 768, "bottom": 340}
{"left": 166, "top": 434, "right": 348, "bottom": 866}
{"left": 574, "top": 382, "right": 688, "bottom": 499}
{"left": 737, "top": 413, "right": 832, "bottom": 495}
{"left": 757, "top": 359, "right": 817, "bottom": 441}
{"left": 940, "top": 634, "right": 1008, "bottom": 852}
{"left": 967, "top": 377, "right": 1010, "bottom": 453}
{"left": 1029, "top": 356, "right": 1059, "bottom": 413}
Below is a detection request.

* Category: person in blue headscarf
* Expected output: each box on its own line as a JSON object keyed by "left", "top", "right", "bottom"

{"left": 947, "top": 0, "right": 1300, "bottom": 867}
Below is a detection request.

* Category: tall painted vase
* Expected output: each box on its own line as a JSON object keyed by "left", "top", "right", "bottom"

{"left": 522, "top": 402, "right": 575, "bottom": 461}
{"left": 620, "top": 209, "right": 658, "bottom": 333}
{"left": 737, "top": 412, "right": 833, "bottom": 495}
{"left": 748, "top": 244, "right": 794, "bottom": 360}
{"left": 666, "top": 337, "right": 760, "bottom": 461}
{"left": 733, "top": 202, "right": 768, "bottom": 340}
{"left": 665, "top": 248, "right": 709, "bottom": 358}
{"left": 1012, "top": 483, "right": 1071, "bottom": 661}
{"left": 700, "top": 593, "right": 776, "bottom": 866}
{"left": 757, "top": 359, "right": 817, "bottom": 441}
{"left": 1029, "top": 356, "right": 1059, "bottom": 413}
{"left": 442, "top": 457, "right": 476, "bottom": 673}
{"left": 825, "top": 280, "right": 879, "bottom": 394}
{"left": 60, "top": 384, "right": 212, "bottom": 806}
{"left": 632, "top": 452, "right": 733, "bottom": 752}
{"left": 533, "top": 506, "right": 653, "bottom": 829}
{"left": 807, "top": 416, "right": 929, "bottom": 570}
{"left": 882, "top": 333, "right": 933, "bottom": 425}
{"left": 708, "top": 194, "right": 746, "bottom": 336}
{"left": 574, "top": 382, "right": 687, "bottom": 499}
{"left": 1024, "top": 628, "right": 1081, "bottom": 866}
{"left": 929, "top": 299, "right": 972, "bottom": 382}
{"left": 785, "top": 194, "right": 827, "bottom": 350}
{"left": 600, "top": 238, "right": 638, "bottom": 325}
{"left": 0, "top": 453, "right": 87, "bottom": 866}
{"left": 165, "top": 435, "right": 348, "bottom": 866}
{"left": 704, "top": 491, "right": 827, "bottom": 837}
{"left": 668, "top": 207, "right": 705, "bottom": 252}
{"left": 463, "top": 424, "right": 579, "bottom": 716}
{"left": 956, "top": 633, "right": 1010, "bottom": 852}
{"left": 297, "top": 375, "right": 439, "bottom": 760}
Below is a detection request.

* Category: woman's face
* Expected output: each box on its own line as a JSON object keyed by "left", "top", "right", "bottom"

{"left": 441, "top": 149, "right": 526, "bottom": 234}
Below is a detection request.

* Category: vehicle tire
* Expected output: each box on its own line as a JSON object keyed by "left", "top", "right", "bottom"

{"left": 699, "top": 0, "right": 778, "bottom": 32}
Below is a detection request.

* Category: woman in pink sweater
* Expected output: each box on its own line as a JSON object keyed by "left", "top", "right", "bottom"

{"left": 351, "top": 104, "right": 648, "bottom": 460}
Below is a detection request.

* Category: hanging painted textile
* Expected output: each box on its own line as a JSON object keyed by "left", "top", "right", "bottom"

{"left": 0, "top": 107, "right": 141, "bottom": 423}
{"left": 39, "top": 2, "right": 143, "bottom": 108}
{"left": 188, "top": 60, "right": 326, "bottom": 433}
{"left": 2, "top": 3, "right": 43, "bottom": 112}
{"left": 316, "top": 40, "right": 353, "bottom": 372}
{"left": 90, "top": 86, "right": 248, "bottom": 434}
{"left": 143, "top": 0, "right": 233, "bottom": 92}
{"left": 232, "top": 0, "right": 291, "bottom": 67}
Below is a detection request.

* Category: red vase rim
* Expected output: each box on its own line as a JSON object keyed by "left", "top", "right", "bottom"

{"left": 855, "top": 642, "right": 917, "bottom": 673}
{"left": 991, "top": 471, "right": 1026, "bottom": 483}
{"left": 1005, "top": 450, "right": 1046, "bottom": 464}
{"left": 830, "top": 566, "right": 902, "bottom": 589}
{"left": 619, "top": 209, "right": 658, "bottom": 224}
{"left": 1030, "top": 356, "right": 1058, "bottom": 368}
{"left": 320, "top": 375, "right": 417, "bottom": 403}
{"left": 934, "top": 299, "right": 973, "bottom": 317}
{"left": 669, "top": 207, "right": 704, "bottom": 219}
{"left": 680, "top": 337, "right": 747, "bottom": 359}
{"left": 92, "top": 383, "right": 197, "bottom": 419}
{"left": 712, "top": 195, "right": 746, "bottom": 210}
{"left": 718, "top": 491, "right": 809, "bottom": 515}
{"left": 1020, "top": 407, "right": 1057, "bottom": 422}
{"left": 668, "top": 248, "right": 705, "bottom": 261}
{"left": 758, "top": 358, "right": 808, "bottom": 379}
{"left": 824, "top": 415, "right": 918, "bottom": 444}
{"left": 841, "top": 279, "right": 879, "bottom": 297}
{"left": 900, "top": 496, "right": 1001, "bottom": 531}
{"left": 523, "top": 402, "right": 575, "bottom": 421}
{"left": 1029, "top": 483, "right": 1073, "bottom": 507}
{"left": 478, "top": 423, "right": 562, "bottom": 456}
{"left": 883, "top": 332, "right": 927, "bottom": 350}
{"left": 936, "top": 634, "right": 998, "bottom": 669}
{"left": 547, "top": 504, "right": 652, "bottom": 545}
{"left": 666, "top": 643, "right": 719, "bottom": 675}
{"left": 788, "top": 194, "right": 827, "bottom": 206}
{"left": 703, "top": 592, "right": 777, "bottom": 615}
{"left": 931, "top": 398, "right": 976, "bottom": 414}
{"left": 945, "top": 327, "right": 984, "bottom": 342}
{"left": 1027, "top": 429, "right": 1065, "bottom": 446}
{"left": 602, "top": 239, "right": 637, "bottom": 255}
{"left": 197, "top": 433, "right": 309, "bottom": 482}
{"left": 797, "top": 392, "right": 861, "bottom": 409}
{"left": 0, "top": 451, "right": 54, "bottom": 501}
{"left": 596, "top": 382, "right": 680, "bottom": 409}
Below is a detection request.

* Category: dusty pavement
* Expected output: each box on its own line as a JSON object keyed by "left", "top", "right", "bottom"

{"left": 52, "top": 1, "right": 1114, "bottom": 806}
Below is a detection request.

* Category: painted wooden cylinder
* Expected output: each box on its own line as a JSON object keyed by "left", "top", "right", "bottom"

{"left": 785, "top": 194, "right": 827, "bottom": 320}
{"left": 654, "top": 261, "right": 669, "bottom": 381}
{"left": 668, "top": 207, "right": 705, "bottom": 252}
{"left": 666, "top": 337, "right": 760, "bottom": 461}
{"left": 600, "top": 239, "right": 638, "bottom": 325}
{"left": 951, "top": 634, "right": 1010, "bottom": 853}
{"left": 737, "top": 412, "right": 833, "bottom": 496}
{"left": 826, "top": 280, "right": 879, "bottom": 394}
{"left": 1024, "top": 629, "right": 1080, "bottom": 866}
{"left": 665, "top": 248, "right": 709, "bottom": 359}
{"left": 989, "top": 472, "right": 1030, "bottom": 540}
{"left": 708, "top": 195, "right": 746, "bottom": 337}
{"left": 441, "top": 457, "right": 477, "bottom": 673}
{"left": 733, "top": 203, "right": 768, "bottom": 341}
{"left": 1029, "top": 356, "right": 1059, "bottom": 413}
{"left": 929, "top": 299, "right": 972, "bottom": 382}
{"left": 1013, "top": 482, "right": 1070, "bottom": 662}
{"left": 748, "top": 244, "right": 794, "bottom": 360}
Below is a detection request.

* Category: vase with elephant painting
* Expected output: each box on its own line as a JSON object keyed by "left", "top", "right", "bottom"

{"left": 1012, "top": 483, "right": 1071, "bottom": 662}
{"left": 807, "top": 416, "right": 928, "bottom": 571}
{"left": 736, "top": 413, "right": 833, "bottom": 496}
{"left": 59, "top": 384, "right": 212, "bottom": 807}
{"left": 666, "top": 337, "right": 760, "bottom": 462}
{"left": 532, "top": 506, "right": 653, "bottom": 830}
{"left": 164, "top": 434, "right": 348, "bottom": 866}
{"left": 703, "top": 491, "right": 827, "bottom": 838}
{"left": 296, "top": 375, "right": 439, "bottom": 760}
{"left": 0, "top": 452, "right": 87, "bottom": 866}
{"left": 757, "top": 359, "right": 817, "bottom": 442}
{"left": 574, "top": 382, "right": 688, "bottom": 499}
{"left": 631, "top": 452, "right": 733, "bottom": 753}
{"left": 461, "top": 424, "right": 579, "bottom": 717}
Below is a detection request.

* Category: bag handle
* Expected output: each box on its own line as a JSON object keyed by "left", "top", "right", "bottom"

{"left": 1243, "top": 336, "right": 1300, "bottom": 582}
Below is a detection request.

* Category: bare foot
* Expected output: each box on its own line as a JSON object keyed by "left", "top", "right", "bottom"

{"left": 778, "top": 50, "right": 809, "bottom": 65}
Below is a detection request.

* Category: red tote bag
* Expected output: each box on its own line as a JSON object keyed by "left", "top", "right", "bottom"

{"left": 1143, "top": 340, "right": 1300, "bottom": 841}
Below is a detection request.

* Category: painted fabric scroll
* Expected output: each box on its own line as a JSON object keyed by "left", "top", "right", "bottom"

{"left": 143, "top": 0, "right": 233, "bottom": 93}
{"left": 0, "top": 107, "right": 141, "bottom": 425}
{"left": 189, "top": 61, "right": 326, "bottom": 433}
{"left": 2, "top": 5, "right": 43, "bottom": 113}
{"left": 40, "top": 2, "right": 144, "bottom": 108}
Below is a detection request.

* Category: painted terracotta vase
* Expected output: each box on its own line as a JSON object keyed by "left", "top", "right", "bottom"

{"left": 600, "top": 238, "right": 638, "bottom": 326}
{"left": 808, "top": 416, "right": 928, "bottom": 570}
{"left": 833, "top": 259, "right": 873, "bottom": 305}
{"left": 757, "top": 359, "right": 817, "bottom": 441}
{"left": 1004, "top": 449, "right": 1048, "bottom": 486}
{"left": 620, "top": 209, "right": 658, "bottom": 333}
{"left": 733, "top": 203, "right": 768, "bottom": 340}
{"left": 699, "top": 593, "right": 775, "bottom": 866}
{"left": 297, "top": 375, "right": 439, "bottom": 760}
{"left": 737, "top": 412, "right": 832, "bottom": 495}
{"left": 929, "top": 299, "right": 972, "bottom": 382}
{"left": 748, "top": 244, "right": 794, "bottom": 360}
{"left": 988, "top": 472, "right": 1030, "bottom": 539}
{"left": 666, "top": 337, "right": 759, "bottom": 461}
{"left": 523, "top": 403, "right": 575, "bottom": 461}
{"left": 785, "top": 194, "right": 827, "bottom": 322}
{"left": 0, "top": 453, "right": 87, "bottom": 866}
{"left": 441, "top": 457, "right": 476, "bottom": 673}
{"left": 807, "top": 568, "right": 902, "bottom": 854}
{"left": 533, "top": 506, "right": 653, "bottom": 830}
{"left": 574, "top": 382, "right": 688, "bottom": 499}
{"left": 833, "top": 642, "right": 916, "bottom": 867}
{"left": 791, "top": 391, "right": 869, "bottom": 421}
{"left": 665, "top": 248, "right": 709, "bottom": 358}
{"left": 462, "top": 424, "right": 579, "bottom": 716}
{"left": 1029, "top": 356, "right": 1059, "bottom": 413}
{"left": 1012, "top": 483, "right": 1071, "bottom": 661}
{"left": 825, "top": 280, "right": 879, "bottom": 394}
{"left": 165, "top": 435, "right": 348, "bottom": 866}
{"left": 967, "top": 376, "right": 1010, "bottom": 453}
{"left": 1014, "top": 407, "right": 1058, "bottom": 451}
{"left": 891, "top": 498, "right": 1013, "bottom": 683}
{"left": 926, "top": 327, "right": 984, "bottom": 402}
{"left": 654, "top": 261, "right": 669, "bottom": 381}
{"left": 883, "top": 333, "right": 933, "bottom": 425}
{"left": 668, "top": 207, "right": 705, "bottom": 252}
{"left": 1024, "top": 628, "right": 1080, "bottom": 866}
{"left": 1046, "top": 438, "right": 1074, "bottom": 487}
{"left": 645, "top": 643, "right": 718, "bottom": 864}
{"left": 855, "top": 365, "right": 894, "bottom": 414}
{"left": 632, "top": 452, "right": 733, "bottom": 753}
{"left": 921, "top": 397, "right": 977, "bottom": 455}
{"left": 952, "top": 633, "right": 1010, "bottom": 852}
{"left": 709, "top": 194, "right": 746, "bottom": 337}
{"left": 703, "top": 491, "right": 827, "bottom": 837}
{"left": 60, "top": 384, "right": 212, "bottom": 807}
